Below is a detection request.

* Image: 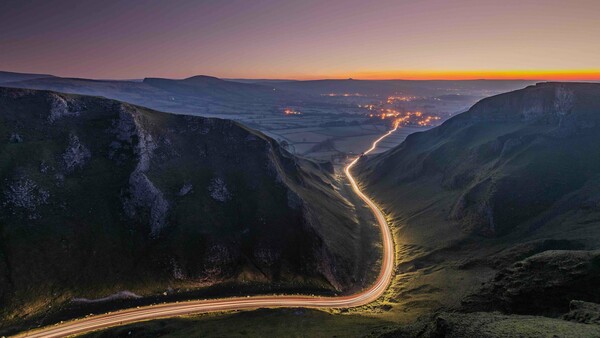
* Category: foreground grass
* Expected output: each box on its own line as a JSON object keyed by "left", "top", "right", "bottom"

{"left": 81, "top": 308, "right": 396, "bottom": 338}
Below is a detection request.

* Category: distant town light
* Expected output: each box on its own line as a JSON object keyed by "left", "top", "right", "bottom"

{"left": 283, "top": 108, "right": 302, "bottom": 116}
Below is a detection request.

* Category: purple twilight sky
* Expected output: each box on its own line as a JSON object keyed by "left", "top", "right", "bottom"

{"left": 1, "top": 0, "right": 599, "bottom": 80}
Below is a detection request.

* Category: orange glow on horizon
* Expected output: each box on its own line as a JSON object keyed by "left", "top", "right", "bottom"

{"left": 286, "top": 69, "right": 600, "bottom": 81}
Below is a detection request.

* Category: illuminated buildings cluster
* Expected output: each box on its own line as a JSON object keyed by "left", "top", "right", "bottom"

{"left": 358, "top": 104, "right": 376, "bottom": 110}
{"left": 323, "top": 92, "right": 443, "bottom": 127}
{"left": 359, "top": 94, "right": 442, "bottom": 127}
{"left": 321, "top": 93, "right": 365, "bottom": 97}
{"left": 386, "top": 95, "right": 418, "bottom": 103}
{"left": 283, "top": 108, "right": 302, "bottom": 115}
{"left": 368, "top": 109, "right": 441, "bottom": 127}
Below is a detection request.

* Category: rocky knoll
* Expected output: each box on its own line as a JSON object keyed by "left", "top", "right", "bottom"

{"left": 463, "top": 250, "right": 600, "bottom": 316}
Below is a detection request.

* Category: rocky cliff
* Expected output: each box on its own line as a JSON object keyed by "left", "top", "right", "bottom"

{"left": 0, "top": 88, "right": 363, "bottom": 329}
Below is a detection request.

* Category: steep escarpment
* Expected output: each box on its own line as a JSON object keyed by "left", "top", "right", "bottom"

{"left": 354, "top": 82, "right": 600, "bottom": 322}
{"left": 0, "top": 88, "right": 363, "bottom": 329}
{"left": 358, "top": 82, "right": 600, "bottom": 238}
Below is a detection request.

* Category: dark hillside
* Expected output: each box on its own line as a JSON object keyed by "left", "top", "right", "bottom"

{"left": 0, "top": 88, "right": 369, "bottom": 330}
{"left": 354, "top": 82, "right": 600, "bottom": 319}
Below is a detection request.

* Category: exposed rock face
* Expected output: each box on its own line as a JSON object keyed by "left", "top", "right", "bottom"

{"left": 124, "top": 170, "right": 169, "bottom": 236}
{"left": 9, "top": 132, "right": 22, "bottom": 143}
{"left": 383, "top": 311, "right": 600, "bottom": 338}
{"left": 39, "top": 161, "right": 50, "bottom": 173}
{"left": 48, "top": 93, "right": 80, "bottom": 123}
{"left": 208, "top": 177, "right": 231, "bottom": 202}
{"left": 467, "top": 82, "right": 596, "bottom": 136}
{"left": 463, "top": 250, "right": 600, "bottom": 316}
{"left": 71, "top": 291, "right": 142, "bottom": 304}
{"left": 554, "top": 85, "right": 575, "bottom": 116}
{"left": 3, "top": 176, "right": 49, "bottom": 219}
{"left": 111, "top": 106, "right": 137, "bottom": 143}
{"left": 62, "top": 134, "right": 91, "bottom": 173}
{"left": 107, "top": 107, "right": 136, "bottom": 161}
{"left": 119, "top": 106, "right": 169, "bottom": 236}
{"left": 0, "top": 88, "right": 361, "bottom": 329}
{"left": 563, "top": 300, "right": 600, "bottom": 325}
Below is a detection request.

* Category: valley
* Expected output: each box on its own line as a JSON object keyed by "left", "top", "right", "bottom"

{"left": 355, "top": 82, "right": 600, "bottom": 335}
{"left": 52, "top": 82, "right": 600, "bottom": 338}
{"left": 3, "top": 1, "right": 600, "bottom": 336}
{"left": 0, "top": 87, "right": 381, "bottom": 335}
{"left": 1, "top": 71, "right": 536, "bottom": 161}
{"left": 3, "top": 79, "right": 600, "bottom": 338}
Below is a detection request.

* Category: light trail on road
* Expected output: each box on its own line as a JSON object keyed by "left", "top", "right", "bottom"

{"left": 16, "top": 126, "right": 399, "bottom": 338}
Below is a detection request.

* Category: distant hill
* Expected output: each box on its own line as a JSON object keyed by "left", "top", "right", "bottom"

{"left": 265, "top": 79, "right": 539, "bottom": 97}
{"left": 358, "top": 82, "right": 600, "bottom": 237}
{"left": 143, "top": 75, "right": 280, "bottom": 101}
{"left": 2, "top": 74, "right": 308, "bottom": 118}
{"left": 3, "top": 76, "right": 165, "bottom": 98}
{"left": 226, "top": 78, "right": 299, "bottom": 84}
{"left": 355, "top": 82, "right": 600, "bottom": 318}
{"left": 0, "top": 87, "right": 368, "bottom": 332}
{"left": 2, "top": 72, "right": 538, "bottom": 119}
{"left": 0, "top": 71, "right": 54, "bottom": 84}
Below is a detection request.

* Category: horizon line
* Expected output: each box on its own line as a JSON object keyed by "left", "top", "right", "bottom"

{"left": 2, "top": 69, "right": 600, "bottom": 83}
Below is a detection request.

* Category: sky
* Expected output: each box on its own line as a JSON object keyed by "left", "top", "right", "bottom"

{"left": 1, "top": 0, "right": 599, "bottom": 80}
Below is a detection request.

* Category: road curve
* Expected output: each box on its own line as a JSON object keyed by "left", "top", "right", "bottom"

{"left": 16, "top": 127, "right": 398, "bottom": 338}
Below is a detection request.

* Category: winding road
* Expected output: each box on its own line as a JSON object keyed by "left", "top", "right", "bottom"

{"left": 17, "top": 127, "right": 398, "bottom": 338}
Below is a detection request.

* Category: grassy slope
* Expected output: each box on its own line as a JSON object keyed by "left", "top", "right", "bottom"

{"left": 0, "top": 88, "right": 379, "bottom": 334}
{"left": 349, "top": 83, "right": 600, "bottom": 322}
{"left": 74, "top": 83, "right": 600, "bottom": 338}
{"left": 81, "top": 308, "right": 397, "bottom": 338}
